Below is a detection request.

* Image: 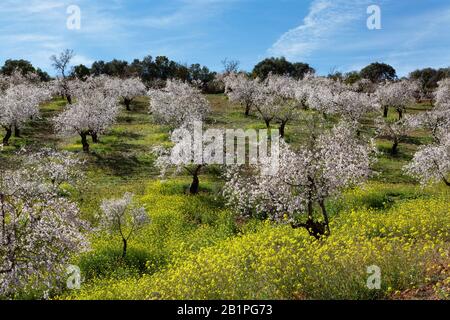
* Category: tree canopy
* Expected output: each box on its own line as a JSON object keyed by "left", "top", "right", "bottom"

{"left": 252, "top": 57, "right": 315, "bottom": 80}
{"left": 409, "top": 67, "right": 450, "bottom": 95}
{"left": 360, "top": 62, "right": 397, "bottom": 83}
{"left": 1, "top": 59, "right": 51, "bottom": 82}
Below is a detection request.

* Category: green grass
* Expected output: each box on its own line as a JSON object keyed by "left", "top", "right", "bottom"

{"left": 1, "top": 95, "right": 448, "bottom": 300}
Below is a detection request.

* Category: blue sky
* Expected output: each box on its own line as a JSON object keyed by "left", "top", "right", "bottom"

{"left": 1, "top": 0, "right": 449, "bottom": 76}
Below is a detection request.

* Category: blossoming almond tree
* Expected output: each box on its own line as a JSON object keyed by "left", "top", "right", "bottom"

{"left": 253, "top": 95, "right": 278, "bottom": 129}
{"left": 223, "top": 73, "right": 261, "bottom": 117}
{"left": 435, "top": 78, "right": 450, "bottom": 107}
{"left": 301, "top": 76, "right": 345, "bottom": 116}
{"left": 407, "top": 79, "right": 450, "bottom": 143}
{"left": 53, "top": 78, "right": 79, "bottom": 104}
{"left": 245, "top": 74, "right": 297, "bottom": 131}
{"left": 351, "top": 78, "right": 377, "bottom": 94}
{"left": 110, "top": 77, "right": 147, "bottom": 111}
{"left": 148, "top": 79, "right": 210, "bottom": 128}
{"left": 23, "top": 148, "right": 86, "bottom": 187}
{"left": 149, "top": 81, "right": 211, "bottom": 194}
{"left": 404, "top": 80, "right": 450, "bottom": 186}
{"left": 404, "top": 134, "right": 450, "bottom": 187}
{"left": 375, "top": 116, "right": 414, "bottom": 155}
{"left": 121, "top": 77, "right": 147, "bottom": 111}
{"left": 224, "top": 120, "right": 375, "bottom": 239}
{"left": 331, "top": 89, "right": 376, "bottom": 133}
{"left": 153, "top": 122, "right": 213, "bottom": 195}
{"left": 0, "top": 83, "right": 50, "bottom": 145}
{"left": 0, "top": 150, "right": 89, "bottom": 298}
{"left": 51, "top": 49, "right": 75, "bottom": 104}
{"left": 1, "top": 70, "right": 40, "bottom": 88}
{"left": 411, "top": 108, "right": 450, "bottom": 143}
{"left": 76, "top": 75, "right": 111, "bottom": 96}
{"left": 263, "top": 74, "right": 301, "bottom": 138}
{"left": 294, "top": 75, "right": 375, "bottom": 129}
{"left": 99, "top": 193, "right": 149, "bottom": 258}
{"left": 374, "top": 80, "right": 418, "bottom": 119}
{"left": 54, "top": 89, "right": 120, "bottom": 152}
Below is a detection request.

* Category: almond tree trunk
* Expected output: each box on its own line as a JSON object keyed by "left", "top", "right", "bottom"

{"left": 122, "top": 238, "right": 128, "bottom": 258}
{"left": 13, "top": 126, "right": 20, "bottom": 138}
{"left": 189, "top": 165, "right": 203, "bottom": 195}
{"left": 80, "top": 132, "right": 90, "bottom": 153}
{"left": 319, "top": 200, "right": 331, "bottom": 236}
{"left": 443, "top": 177, "right": 450, "bottom": 187}
{"left": 2, "top": 126, "right": 12, "bottom": 146}
{"left": 279, "top": 121, "right": 287, "bottom": 138}
{"left": 91, "top": 132, "right": 99, "bottom": 143}
{"left": 124, "top": 98, "right": 132, "bottom": 111}
{"left": 245, "top": 103, "right": 251, "bottom": 117}
{"left": 391, "top": 137, "right": 399, "bottom": 155}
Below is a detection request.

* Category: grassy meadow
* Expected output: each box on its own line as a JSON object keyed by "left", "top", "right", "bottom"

{"left": 1, "top": 95, "right": 448, "bottom": 300}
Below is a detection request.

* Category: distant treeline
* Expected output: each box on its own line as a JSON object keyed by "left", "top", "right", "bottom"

{"left": 328, "top": 62, "right": 450, "bottom": 97}
{"left": 1, "top": 55, "right": 448, "bottom": 95}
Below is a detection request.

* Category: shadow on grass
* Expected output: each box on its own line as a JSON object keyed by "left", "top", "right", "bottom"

{"left": 108, "top": 130, "right": 145, "bottom": 141}
{"left": 91, "top": 150, "right": 157, "bottom": 179}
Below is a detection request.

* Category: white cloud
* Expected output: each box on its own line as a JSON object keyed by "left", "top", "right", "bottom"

{"left": 0, "top": 0, "right": 68, "bottom": 16}
{"left": 0, "top": 34, "right": 59, "bottom": 43}
{"left": 128, "top": 0, "right": 241, "bottom": 29}
{"left": 269, "top": 0, "right": 372, "bottom": 59}
{"left": 267, "top": 0, "right": 450, "bottom": 76}
{"left": 26, "top": 1, "right": 65, "bottom": 13}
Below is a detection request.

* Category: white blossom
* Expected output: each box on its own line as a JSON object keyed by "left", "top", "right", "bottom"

{"left": 110, "top": 77, "right": 146, "bottom": 111}
{"left": 223, "top": 120, "right": 375, "bottom": 238}
{"left": 261, "top": 74, "right": 301, "bottom": 136}
{"left": 0, "top": 82, "right": 51, "bottom": 145}
{"left": 374, "top": 80, "right": 418, "bottom": 119}
{"left": 99, "top": 193, "right": 149, "bottom": 258}
{"left": 223, "top": 73, "right": 261, "bottom": 116}
{"left": 152, "top": 121, "right": 210, "bottom": 195}
{"left": 404, "top": 134, "right": 450, "bottom": 187}
{"left": 0, "top": 150, "right": 89, "bottom": 298}
{"left": 375, "top": 116, "right": 414, "bottom": 155}
{"left": 410, "top": 108, "right": 450, "bottom": 143}
{"left": 54, "top": 89, "right": 120, "bottom": 152}
{"left": 435, "top": 78, "right": 450, "bottom": 107}
{"left": 331, "top": 89, "right": 376, "bottom": 125}
{"left": 148, "top": 79, "right": 210, "bottom": 128}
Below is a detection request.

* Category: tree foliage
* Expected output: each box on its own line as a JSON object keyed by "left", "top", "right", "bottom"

{"left": 1, "top": 59, "right": 50, "bottom": 82}
{"left": 360, "top": 62, "right": 397, "bottom": 83}
{"left": 71, "top": 64, "right": 91, "bottom": 80}
{"left": 404, "top": 134, "right": 450, "bottom": 187}
{"left": 99, "top": 193, "right": 149, "bottom": 258}
{"left": 0, "top": 149, "right": 89, "bottom": 298}
{"left": 51, "top": 49, "right": 75, "bottom": 103}
{"left": 0, "top": 73, "right": 51, "bottom": 145}
{"left": 374, "top": 80, "right": 418, "bottom": 119}
{"left": 409, "top": 67, "right": 450, "bottom": 98}
{"left": 252, "top": 57, "right": 315, "bottom": 80}
{"left": 224, "top": 120, "right": 375, "bottom": 238}
{"left": 54, "top": 88, "right": 120, "bottom": 152}
{"left": 148, "top": 79, "right": 210, "bottom": 128}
